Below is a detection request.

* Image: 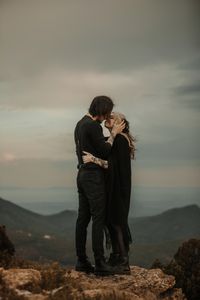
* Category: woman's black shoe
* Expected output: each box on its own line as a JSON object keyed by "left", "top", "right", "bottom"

{"left": 75, "top": 258, "right": 94, "bottom": 273}
{"left": 114, "top": 255, "right": 131, "bottom": 275}
{"left": 94, "top": 257, "right": 116, "bottom": 276}
{"left": 107, "top": 253, "right": 120, "bottom": 266}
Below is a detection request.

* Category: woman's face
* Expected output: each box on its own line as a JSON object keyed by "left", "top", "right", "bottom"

{"left": 105, "top": 114, "right": 115, "bottom": 129}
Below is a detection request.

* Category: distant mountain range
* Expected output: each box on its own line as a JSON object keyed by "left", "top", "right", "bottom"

{"left": 131, "top": 204, "right": 200, "bottom": 243}
{"left": 0, "top": 197, "right": 200, "bottom": 267}
{"left": 0, "top": 197, "right": 76, "bottom": 237}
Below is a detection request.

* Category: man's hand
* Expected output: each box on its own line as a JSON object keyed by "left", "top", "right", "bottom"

{"left": 82, "top": 151, "right": 94, "bottom": 163}
{"left": 111, "top": 120, "right": 126, "bottom": 137}
{"left": 106, "top": 120, "right": 126, "bottom": 146}
{"left": 82, "top": 151, "right": 108, "bottom": 169}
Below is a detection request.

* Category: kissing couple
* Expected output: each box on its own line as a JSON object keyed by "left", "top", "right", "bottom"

{"left": 74, "top": 95, "right": 136, "bottom": 276}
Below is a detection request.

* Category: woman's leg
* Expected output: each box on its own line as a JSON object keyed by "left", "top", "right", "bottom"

{"left": 111, "top": 224, "right": 130, "bottom": 274}
{"left": 106, "top": 223, "right": 131, "bottom": 274}
{"left": 112, "top": 224, "right": 127, "bottom": 257}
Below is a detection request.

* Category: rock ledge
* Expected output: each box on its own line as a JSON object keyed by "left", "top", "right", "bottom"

{"left": 0, "top": 266, "right": 186, "bottom": 300}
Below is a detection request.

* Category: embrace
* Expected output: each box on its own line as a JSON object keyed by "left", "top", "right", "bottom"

{"left": 74, "top": 96, "right": 136, "bottom": 276}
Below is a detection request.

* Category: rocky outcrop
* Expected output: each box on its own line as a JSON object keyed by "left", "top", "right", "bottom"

{"left": 0, "top": 266, "right": 186, "bottom": 300}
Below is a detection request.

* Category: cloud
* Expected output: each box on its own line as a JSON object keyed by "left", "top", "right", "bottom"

{"left": 174, "top": 83, "right": 200, "bottom": 96}
{"left": 0, "top": 70, "right": 137, "bottom": 109}
{"left": 0, "top": 0, "right": 199, "bottom": 192}
{"left": 0, "top": 153, "right": 16, "bottom": 163}
{"left": 0, "top": 0, "right": 199, "bottom": 80}
{"left": 0, "top": 158, "right": 76, "bottom": 188}
{"left": 137, "top": 135, "right": 200, "bottom": 166}
{"left": 0, "top": 156, "right": 199, "bottom": 189}
{"left": 173, "top": 97, "right": 200, "bottom": 111}
{"left": 133, "top": 165, "right": 200, "bottom": 188}
{"left": 0, "top": 62, "right": 188, "bottom": 110}
{"left": 172, "top": 82, "right": 200, "bottom": 110}
{"left": 179, "top": 56, "right": 200, "bottom": 71}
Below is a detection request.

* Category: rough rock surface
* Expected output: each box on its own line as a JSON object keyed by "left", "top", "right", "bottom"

{"left": 1, "top": 268, "right": 42, "bottom": 291}
{"left": 0, "top": 266, "right": 186, "bottom": 300}
{"left": 0, "top": 267, "right": 47, "bottom": 299}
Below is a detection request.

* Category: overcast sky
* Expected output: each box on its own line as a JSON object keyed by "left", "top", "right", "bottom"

{"left": 0, "top": 0, "right": 199, "bottom": 207}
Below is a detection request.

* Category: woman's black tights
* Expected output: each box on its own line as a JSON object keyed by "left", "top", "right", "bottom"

{"left": 108, "top": 224, "right": 128, "bottom": 257}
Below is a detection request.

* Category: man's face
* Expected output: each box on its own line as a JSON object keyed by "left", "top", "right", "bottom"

{"left": 105, "top": 113, "right": 115, "bottom": 129}
{"left": 97, "top": 115, "right": 105, "bottom": 123}
{"left": 96, "top": 113, "right": 111, "bottom": 123}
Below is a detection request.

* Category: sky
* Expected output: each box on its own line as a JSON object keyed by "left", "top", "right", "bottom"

{"left": 0, "top": 0, "right": 200, "bottom": 214}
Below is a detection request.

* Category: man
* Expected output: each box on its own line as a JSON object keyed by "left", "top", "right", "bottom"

{"left": 74, "top": 95, "right": 125, "bottom": 275}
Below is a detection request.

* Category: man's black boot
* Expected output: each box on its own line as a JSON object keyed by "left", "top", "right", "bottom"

{"left": 114, "top": 255, "right": 131, "bottom": 275}
{"left": 75, "top": 257, "right": 94, "bottom": 273}
{"left": 107, "top": 253, "right": 120, "bottom": 266}
{"left": 94, "top": 257, "right": 116, "bottom": 276}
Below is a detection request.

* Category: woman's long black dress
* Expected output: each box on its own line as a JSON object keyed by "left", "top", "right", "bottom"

{"left": 106, "top": 134, "right": 132, "bottom": 250}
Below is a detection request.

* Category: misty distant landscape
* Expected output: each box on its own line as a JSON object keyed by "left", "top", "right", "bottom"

{"left": 1, "top": 197, "right": 199, "bottom": 268}
{"left": 1, "top": 186, "right": 200, "bottom": 217}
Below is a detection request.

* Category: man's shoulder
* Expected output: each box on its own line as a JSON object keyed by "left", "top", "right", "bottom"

{"left": 75, "top": 117, "right": 99, "bottom": 139}
{"left": 75, "top": 115, "right": 89, "bottom": 128}
{"left": 77, "top": 115, "right": 101, "bottom": 130}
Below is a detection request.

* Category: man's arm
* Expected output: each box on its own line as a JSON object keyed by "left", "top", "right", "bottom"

{"left": 82, "top": 151, "right": 108, "bottom": 169}
{"left": 87, "top": 120, "right": 126, "bottom": 159}
{"left": 88, "top": 122, "right": 111, "bottom": 159}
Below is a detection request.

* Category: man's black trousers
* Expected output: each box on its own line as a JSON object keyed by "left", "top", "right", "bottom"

{"left": 75, "top": 167, "right": 106, "bottom": 261}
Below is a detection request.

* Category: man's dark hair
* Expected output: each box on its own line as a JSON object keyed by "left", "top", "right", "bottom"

{"left": 89, "top": 95, "right": 114, "bottom": 117}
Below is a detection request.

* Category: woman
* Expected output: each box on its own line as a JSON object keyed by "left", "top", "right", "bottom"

{"left": 82, "top": 112, "right": 136, "bottom": 274}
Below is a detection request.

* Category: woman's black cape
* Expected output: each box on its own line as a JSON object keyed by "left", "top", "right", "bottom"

{"left": 105, "top": 134, "right": 133, "bottom": 249}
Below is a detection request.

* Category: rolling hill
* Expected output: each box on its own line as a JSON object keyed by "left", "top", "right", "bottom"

{"left": 0, "top": 197, "right": 199, "bottom": 266}
{"left": 0, "top": 197, "right": 77, "bottom": 236}
{"left": 130, "top": 204, "right": 200, "bottom": 244}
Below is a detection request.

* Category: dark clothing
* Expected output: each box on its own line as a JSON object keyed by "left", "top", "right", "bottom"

{"left": 106, "top": 134, "right": 132, "bottom": 250}
{"left": 74, "top": 115, "right": 111, "bottom": 260}
{"left": 74, "top": 115, "right": 111, "bottom": 169}
{"left": 76, "top": 168, "right": 106, "bottom": 260}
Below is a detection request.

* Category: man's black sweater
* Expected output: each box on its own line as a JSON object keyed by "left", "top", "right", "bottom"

{"left": 74, "top": 115, "right": 111, "bottom": 169}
